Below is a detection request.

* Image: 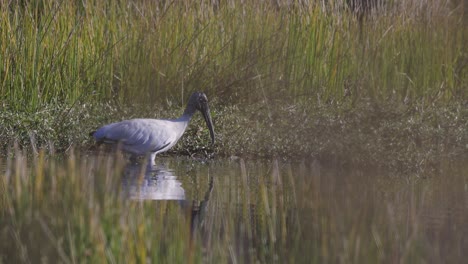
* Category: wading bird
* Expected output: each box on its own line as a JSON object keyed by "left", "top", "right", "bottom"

{"left": 92, "top": 92, "right": 215, "bottom": 165}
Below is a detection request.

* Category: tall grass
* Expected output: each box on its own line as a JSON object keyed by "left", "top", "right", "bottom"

{"left": 0, "top": 0, "right": 465, "bottom": 111}
{"left": 1, "top": 149, "right": 467, "bottom": 262}
{"left": 0, "top": 149, "right": 201, "bottom": 263}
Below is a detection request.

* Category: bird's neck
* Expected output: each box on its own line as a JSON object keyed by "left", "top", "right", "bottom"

{"left": 175, "top": 105, "right": 195, "bottom": 125}
{"left": 172, "top": 111, "right": 193, "bottom": 139}
{"left": 181, "top": 104, "right": 196, "bottom": 120}
{"left": 177, "top": 113, "right": 192, "bottom": 123}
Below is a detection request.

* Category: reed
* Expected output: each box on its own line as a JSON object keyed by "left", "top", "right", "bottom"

{"left": 0, "top": 0, "right": 465, "bottom": 110}
{"left": 0, "top": 0, "right": 466, "bottom": 169}
{"left": 1, "top": 148, "right": 466, "bottom": 262}
{"left": 0, "top": 2, "right": 466, "bottom": 260}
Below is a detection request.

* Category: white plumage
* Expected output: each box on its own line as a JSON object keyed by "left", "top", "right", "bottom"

{"left": 92, "top": 92, "right": 215, "bottom": 165}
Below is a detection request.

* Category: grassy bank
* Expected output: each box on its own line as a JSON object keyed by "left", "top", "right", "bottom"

{"left": 0, "top": 1, "right": 467, "bottom": 169}
{"left": 1, "top": 99, "right": 466, "bottom": 173}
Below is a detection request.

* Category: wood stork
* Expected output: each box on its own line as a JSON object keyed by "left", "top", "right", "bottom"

{"left": 92, "top": 92, "right": 215, "bottom": 165}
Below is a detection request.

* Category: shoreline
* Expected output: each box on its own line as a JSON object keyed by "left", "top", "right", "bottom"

{"left": 1, "top": 99, "right": 466, "bottom": 173}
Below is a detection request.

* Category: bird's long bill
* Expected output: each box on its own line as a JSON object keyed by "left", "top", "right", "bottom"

{"left": 202, "top": 105, "right": 215, "bottom": 144}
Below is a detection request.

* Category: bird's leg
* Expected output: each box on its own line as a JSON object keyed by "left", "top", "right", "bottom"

{"left": 147, "top": 153, "right": 157, "bottom": 167}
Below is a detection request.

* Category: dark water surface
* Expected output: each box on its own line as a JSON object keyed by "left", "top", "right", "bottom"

{"left": 1, "top": 153, "right": 467, "bottom": 263}
{"left": 117, "top": 155, "right": 468, "bottom": 263}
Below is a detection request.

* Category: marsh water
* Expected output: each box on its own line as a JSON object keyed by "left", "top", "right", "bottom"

{"left": 1, "top": 153, "right": 467, "bottom": 263}
{"left": 109, "top": 155, "right": 468, "bottom": 262}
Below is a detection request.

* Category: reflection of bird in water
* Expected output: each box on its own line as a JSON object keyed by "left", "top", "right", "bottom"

{"left": 122, "top": 164, "right": 185, "bottom": 200}
{"left": 121, "top": 163, "right": 214, "bottom": 242}
{"left": 179, "top": 174, "right": 214, "bottom": 239}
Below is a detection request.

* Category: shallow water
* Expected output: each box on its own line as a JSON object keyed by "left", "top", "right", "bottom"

{"left": 113, "top": 155, "right": 468, "bottom": 262}
{"left": 1, "top": 153, "right": 467, "bottom": 263}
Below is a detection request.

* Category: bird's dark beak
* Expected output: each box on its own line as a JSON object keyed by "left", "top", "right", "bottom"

{"left": 201, "top": 104, "right": 215, "bottom": 145}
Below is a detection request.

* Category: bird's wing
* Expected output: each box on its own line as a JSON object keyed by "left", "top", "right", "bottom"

{"left": 93, "top": 119, "right": 176, "bottom": 154}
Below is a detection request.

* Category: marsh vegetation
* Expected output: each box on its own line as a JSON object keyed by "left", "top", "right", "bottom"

{"left": 0, "top": 0, "right": 466, "bottom": 167}
{"left": 1, "top": 150, "right": 467, "bottom": 263}
{"left": 0, "top": 0, "right": 467, "bottom": 262}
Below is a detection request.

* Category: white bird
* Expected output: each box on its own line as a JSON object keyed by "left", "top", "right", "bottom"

{"left": 92, "top": 92, "right": 215, "bottom": 165}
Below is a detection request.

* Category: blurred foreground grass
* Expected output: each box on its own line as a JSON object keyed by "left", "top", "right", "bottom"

{"left": 1, "top": 149, "right": 467, "bottom": 263}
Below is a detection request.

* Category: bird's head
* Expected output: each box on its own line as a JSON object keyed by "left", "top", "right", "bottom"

{"left": 189, "top": 92, "right": 215, "bottom": 145}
